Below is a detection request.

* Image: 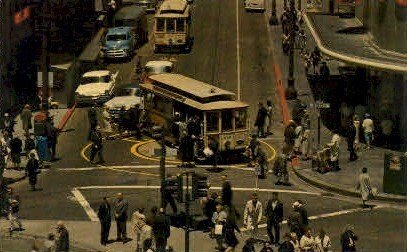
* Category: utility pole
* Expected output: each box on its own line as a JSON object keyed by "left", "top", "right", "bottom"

{"left": 38, "top": 0, "right": 51, "bottom": 115}
{"left": 160, "top": 131, "right": 166, "bottom": 207}
{"left": 184, "top": 172, "right": 190, "bottom": 252}
{"left": 285, "top": 0, "right": 298, "bottom": 100}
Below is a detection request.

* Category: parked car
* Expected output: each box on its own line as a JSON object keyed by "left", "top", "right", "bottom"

{"left": 75, "top": 70, "right": 119, "bottom": 106}
{"left": 100, "top": 27, "right": 136, "bottom": 60}
{"left": 103, "top": 83, "right": 144, "bottom": 120}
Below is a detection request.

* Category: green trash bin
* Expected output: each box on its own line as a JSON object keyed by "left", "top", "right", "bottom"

{"left": 383, "top": 153, "right": 407, "bottom": 195}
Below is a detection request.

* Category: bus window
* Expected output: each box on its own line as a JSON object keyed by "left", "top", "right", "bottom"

{"left": 176, "top": 18, "right": 185, "bottom": 32}
{"left": 166, "top": 19, "right": 175, "bottom": 33}
{"left": 156, "top": 18, "right": 165, "bottom": 32}
{"left": 206, "top": 112, "right": 219, "bottom": 133}
{"left": 235, "top": 109, "right": 247, "bottom": 129}
{"left": 222, "top": 110, "right": 233, "bottom": 132}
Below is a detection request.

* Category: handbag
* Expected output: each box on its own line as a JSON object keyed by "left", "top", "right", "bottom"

{"left": 214, "top": 224, "right": 223, "bottom": 235}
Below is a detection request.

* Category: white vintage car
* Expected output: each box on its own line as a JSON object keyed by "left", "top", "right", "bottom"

{"left": 75, "top": 70, "right": 119, "bottom": 106}
{"left": 103, "top": 83, "right": 144, "bottom": 120}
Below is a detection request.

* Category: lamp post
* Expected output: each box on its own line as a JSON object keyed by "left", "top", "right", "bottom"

{"left": 285, "top": 0, "right": 298, "bottom": 100}
{"left": 160, "top": 131, "right": 166, "bottom": 207}
{"left": 269, "top": 0, "right": 279, "bottom": 25}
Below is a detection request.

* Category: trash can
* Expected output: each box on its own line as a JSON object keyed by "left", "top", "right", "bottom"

{"left": 383, "top": 153, "right": 407, "bottom": 195}
{"left": 36, "top": 136, "right": 51, "bottom": 162}
{"left": 33, "top": 112, "right": 47, "bottom": 136}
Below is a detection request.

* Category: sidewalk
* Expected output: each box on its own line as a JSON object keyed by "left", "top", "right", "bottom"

{"left": 2, "top": 107, "right": 76, "bottom": 186}
{"left": 268, "top": 1, "right": 407, "bottom": 203}
{"left": 0, "top": 219, "right": 266, "bottom": 252}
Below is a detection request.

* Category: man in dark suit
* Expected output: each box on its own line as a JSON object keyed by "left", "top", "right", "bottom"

{"left": 265, "top": 192, "right": 284, "bottom": 245}
{"left": 114, "top": 193, "right": 128, "bottom": 243}
{"left": 221, "top": 175, "right": 232, "bottom": 207}
{"left": 97, "top": 197, "right": 111, "bottom": 246}
{"left": 152, "top": 208, "right": 171, "bottom": 252}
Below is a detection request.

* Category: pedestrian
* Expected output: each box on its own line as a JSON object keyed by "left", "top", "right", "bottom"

{"left": 278, "top": 233, "right": 295, "bottom": 252}
{"left": 311, "top": 46, "right": 321, "bottom": 73}
{"left": 299, "top": 227, "right": 316, "bottom": 252}
{"left": 273, "top": 152, "right": 290, "bottom": 186}
{"left": 284, "top": 120, "right": 297, "bottom": 155}
{"left": 362, "top": 113, "right": 374, "bottom": 150}
{"left": 55, "top": 221, "right": 69, "bottom": 252}
{"left": 340, "top": 225, "right": 357, "bottom": 252}
{"left": 293, "top": 124, "right": 303, "bottom": 155}
{"left": 346, "top": 120, "right": 358, "bottom": 162}
{"left": 287, "top": 202, "right": 302, "bottom": 240}
{"left": 266, "top": 100, "right": 274, "bottom": 135}
{"left": 44, "top": 233, "right": 56, "bottom": 252}
{"left": 327, "top": 131, "right": 340, "bottom": 171}
{"left": 212, "top": 204, "right": 227, "bottom": 251}
{"left": 221, "top": 175, "right": 233, "bottom": 207}
{"left": 208, "top": 136, "right": 219, "bottom": 170}
{"left": 260, "top": 241, "right": 274, "bottom": 252}
{"left": 114, "top": 193, "right": 129, "bottom": 243}
{"left": 88, "top": 104, "right": 98, "bottom": 140}
{"left": 353, "top": 115, "right": 361, "bottom": 151}
{"left": 290, "top": 232, "right": 301, "bottom": 252}
{"left": 97, "top": 197, "right": 111, "bottom": 246}
{"left": 265, "top": 192, "right": 283, "bottom": 245}
{"left": 243, "top": 193, "right": 263, "bottom": 241}
{"left": 9, "top": 135, "right": 22, "bottom": 169}
{"left": 162, "top": 175, "right": 178, "bottom": 214}
{"left": 26, "top": 152, "right": 40, "bottom": 191}
{"left": 255, "top": 102, "right": 268, "bottom": 138}
{"left": 20, "top": 104, "right": 32, "bottom": 136}
{"left": 132, "top": 207, "right": 152, "bottom": 252}
{"left": 203, "top": 192, "right": 218, "bottom": 232}
{"left": 224, "top": 206, "right": 241, "bottom": 252}
{"left": 315, "top": 228, "right": 332, "bottom": 252}
{"left": 297, "top": 200, "right": 309, "bottom": 237}
{"left": 357, "top": 167, "right": 374, "bottom": 208}
{"left": 247, "top": 134, "right": 260, "bottom": 167}
{"left": 8, "top": 198, "right": 22, "bottom": 235}
{"left": 319, "top": 62, "right": 330, "bottom": 79}
{"left": 45, "top": 118, "right": 59, "bottom": 161}
{"left": 130, "top": 104, "right": 142, "bottom": 139}
{"left": 89, "top": 126, "right": 105, "bottom": 164}
{"left": 3, "top": 113, "right": 15, "bottom": 134}
{"left": 179, "top": 131, "right": 194, "bottom": 167}
{"left": 152, "top": 207, "right": 171, "bottom": 252}
{"left": 256, "top": 146, "right": 268, "bottom": 179}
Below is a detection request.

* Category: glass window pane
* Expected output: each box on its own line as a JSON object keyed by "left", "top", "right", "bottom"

{"left": 176, "top": 18, "right": 185, "bottom": 32}
{"left": 156, "top": 18, "right": 165, "bottom": 32}
{"left": 222, "top": 110, "right": 233, "bottom": 131}
{"left": 206, "top": 112, "right": 219, "bottom": 132}
{"left": 235, "top": 109, "right": 247, "bottom": 129}
{"left": 166, "top": 19, "right": 175, "bottom": 33}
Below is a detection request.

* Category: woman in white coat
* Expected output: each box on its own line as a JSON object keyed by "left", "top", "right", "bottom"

{"left": 357, "top": 167, "right": 373, "bottom": 208}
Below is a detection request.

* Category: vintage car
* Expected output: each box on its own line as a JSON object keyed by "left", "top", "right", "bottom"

{"left": 100, "top": 27, "right": 137, "bottom": 60}
{"left": 103, "top": 83, "right": 143, "bottom": 120}
{"left": 141, "top": 60, "right": 174, "bottom": 82}
{"left": 75, "top": 70, "right": 118, "bottom": 106}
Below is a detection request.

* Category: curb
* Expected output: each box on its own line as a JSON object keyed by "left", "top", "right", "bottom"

{"left": 57, "top": 104, "right": 77, "bottom": 130}
{"left": 2, "top": 174, "right": 26, "bottom": 186}
{"left": 292, "top": 165, "right": 407, "bottom": 203}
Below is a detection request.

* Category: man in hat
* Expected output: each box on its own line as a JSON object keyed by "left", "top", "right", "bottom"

{"left": 55, "top": 221, "right": 69, "bottom": 251}
{"left": 26, "top": 152, "right": 40, "bottom": 191}
{"left": 89, "top": 126, "right": 105, "bottom": 164}
{"left": 20, "top": 104, "right": 32, "bottom": 137}
{"left": 255, "top": 102, "right": 268, "bottom": 138}
{"left": 221, "top": 175, "right": 233, "bottom": 208}
{"left": 362, "top": 113, "right": 374, "bottom": 150}
{"left": 244, "top": 193, "right": 263, "bottom": 241}
{"left": 114, "top": 193, "right": 129, "bottom": 243}
{"left": 265, "top": 192, "right": 283, "bottom": 245}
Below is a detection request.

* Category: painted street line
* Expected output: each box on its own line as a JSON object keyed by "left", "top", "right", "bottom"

{"left": 240, "top": 206, "right": 384, "bottom": 232}
{"left": 104, "top": 166, "right": 159, "bottom": 177}
{"left": 71, "top": 188, "right": 99, "bottom": 222}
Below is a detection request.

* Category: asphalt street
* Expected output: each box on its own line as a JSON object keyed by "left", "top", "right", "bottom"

{"left": 5, "top": 1, "right": 406, "bottom": 251}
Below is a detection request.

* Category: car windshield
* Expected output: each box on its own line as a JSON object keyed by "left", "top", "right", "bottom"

{"left": 106, "top": 34, "right": 127, "bottom": 41}
{"left": 80, "top": 75, "right": 111, "bottom": 85}
{"left": 145, "top": 65, "right": 172, "bottom": 75}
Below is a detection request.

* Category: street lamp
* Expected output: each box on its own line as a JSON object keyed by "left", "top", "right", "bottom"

{"left": 285, "top": 0, "right": 298, "bottom": 100}
{"left": 269, "top": 0, "right": 279, "bottom": 26}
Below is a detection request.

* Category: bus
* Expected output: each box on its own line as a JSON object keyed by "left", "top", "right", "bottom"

{"left": 140, "top": 73, "right": 250, "bottom": 157}
{"left": 153, "top": 0, "right": 192, "bottom": 53}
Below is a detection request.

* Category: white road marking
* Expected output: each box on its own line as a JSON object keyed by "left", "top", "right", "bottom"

{"left": 236, "top": 0, "right": 241, "bottom": 100}
{"left": 71, "top": 188, "right": 99, "bottom": 222}
{"left": 240, "top": 206, "right": 384, "bottom": 232}
{"left": 58, "top": 164, "right": 256, "bottom": 171}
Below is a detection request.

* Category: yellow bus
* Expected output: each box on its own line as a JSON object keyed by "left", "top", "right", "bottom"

{"left": 140, "top": 74, "right": 250, "bottom": 156}
{"left": 153, "top": 0, "right": 192, "bottom": 53}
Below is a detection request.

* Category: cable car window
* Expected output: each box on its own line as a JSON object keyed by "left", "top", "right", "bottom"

{"left": 235, "top": 109, "right": 247, "bottom": 129}
{"left": 176, "top": 18, "right": 185, "bottom": 32}
{"left": 222, "top": 110, "right": 233, "bottom": 132}
{"left": 206, "top": 112, "right": 219, "bottom": 132}
{"left": 166, "top": 19, "right": 175, "bottom": 33}
{"left": 156, "top": 18, "right": 165, "bottom": 32}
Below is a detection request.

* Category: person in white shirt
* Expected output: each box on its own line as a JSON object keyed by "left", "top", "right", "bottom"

{"left": 300, "top": 227, "right": 316, "bottom": 252}
{"left": 362, "top": 113, "right": 374, "bottom": 149}
{"left": 315, "top": 228, "right": 332, "bottom": 252}
{"left": 132, "top": 208, "right": 152, "bottom": 251}
{"left": 244, "top": 193, "right": 263, "bottom": 241}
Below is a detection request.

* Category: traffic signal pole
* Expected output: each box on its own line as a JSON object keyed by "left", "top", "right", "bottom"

{"left": 160, "top": 133, "right": 166, "bottom": 208}
{"left": 185, "top": 173, "right": 190, "bottom": 252}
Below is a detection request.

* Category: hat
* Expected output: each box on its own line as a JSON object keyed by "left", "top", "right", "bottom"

{"left": 365, "top": 113, "right": 370, "bottom": 118}
{"left": 292, "top": 201, "right": 300, "bottom": 208}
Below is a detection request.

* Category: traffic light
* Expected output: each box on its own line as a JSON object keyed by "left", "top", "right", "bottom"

{"left": 163, "top": 175, "right": 183, "bottom": 202}
{"left": 192, "top": 173, "right": 209, "bottom": 199}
